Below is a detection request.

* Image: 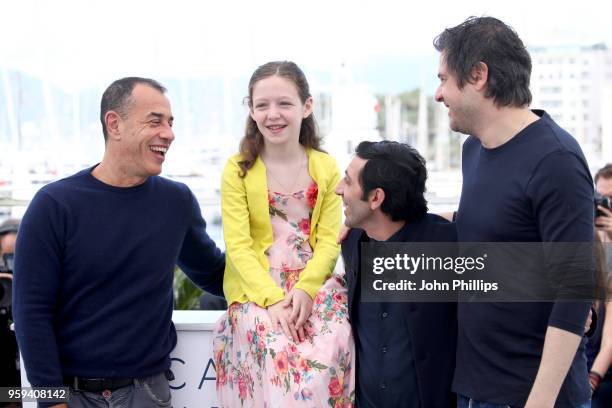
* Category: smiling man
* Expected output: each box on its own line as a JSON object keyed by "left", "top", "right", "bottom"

{"left": 433, "top": 17, "right": 594, "bottom": 408}
{"left": 13, "top": 77, "right": 225, "bottom": 408}
{"left": 337, "top": 141, "right": 457, "bottom": 408}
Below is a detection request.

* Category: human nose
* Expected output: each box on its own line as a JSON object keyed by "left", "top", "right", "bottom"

{"left": 161, "top": 124, "right": 175, "bottom": 142}
{"left": 434, "top": 85, "right": 443, "bottom": 103}
{"left": 335, "top": 180, "right": 344, "bottom": 196}
{"left": 268, "top": 104, "right": 281, "bottom": 119}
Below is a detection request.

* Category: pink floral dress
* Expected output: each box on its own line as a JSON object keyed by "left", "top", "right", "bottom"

{"left": 213, "top": 182, "right": 355, "bottom": 407}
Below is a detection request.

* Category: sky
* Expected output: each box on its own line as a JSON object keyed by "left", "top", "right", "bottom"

{"left": 1, "top": 0, "right": 611, "bottom": 92}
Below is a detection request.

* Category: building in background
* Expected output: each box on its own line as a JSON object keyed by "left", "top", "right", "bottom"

{"left": 375, "top": 43, "right": 612, "bottom": 173}
{"left": 530, "top": 44, "right": 612, "bottom": 168}
{"left": 378, "top": 89, "right": 463, "bottom": 172}
{"left": 2, "top": 44, "right": 612, "bottom": 219}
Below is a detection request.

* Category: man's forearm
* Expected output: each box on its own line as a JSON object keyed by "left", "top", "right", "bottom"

{"left": 14, "top": 318, "right": 64, "bottom": 387}
{"left": 525, "top": 326, "right": 582, "bottom": 408}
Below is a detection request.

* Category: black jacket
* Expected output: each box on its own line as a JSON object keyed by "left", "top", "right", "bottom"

{"left": 342, "top": 214, "right": 458, "bottom": 408}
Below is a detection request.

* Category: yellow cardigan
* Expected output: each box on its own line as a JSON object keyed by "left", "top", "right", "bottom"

{"left": 221, "top": 148, "right": 341, "bottom": 307}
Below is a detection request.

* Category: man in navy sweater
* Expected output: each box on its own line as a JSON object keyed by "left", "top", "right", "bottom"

{"left": 434, "top": 17, "right": 593, "bottom": 407}
{"left": 336, "top": 141, "right": 457, "bottom": 407}
{"left": 13, "top": 77, "right": 225, "bottom": 408}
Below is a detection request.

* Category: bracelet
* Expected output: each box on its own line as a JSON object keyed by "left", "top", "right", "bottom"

{"left": 589, "top": 371, "right": 603, "bottom": 391}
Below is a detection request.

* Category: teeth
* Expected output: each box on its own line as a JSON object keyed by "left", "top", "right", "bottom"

{"left": 268, "top": 125, "right": 285, "bottom": 130}
{"left": 150, "top": 146, "right": 168, "bottom": 153}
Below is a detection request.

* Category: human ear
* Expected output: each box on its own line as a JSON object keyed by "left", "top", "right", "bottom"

{"left": 369, "top": 188, "right": 385, "bottom": 211}
{"left": 470, "top": 62, "right": 489, "bottom": 91}
{"left": 303, "top": 96, "right": 314, "bottom": 118}
{"left": 105, "top": 111, "right": 122, "bottom": 140}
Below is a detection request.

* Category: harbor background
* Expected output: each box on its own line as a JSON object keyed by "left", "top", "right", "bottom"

{"left": 2, "top": 0, "right": 612, "bottom": 242}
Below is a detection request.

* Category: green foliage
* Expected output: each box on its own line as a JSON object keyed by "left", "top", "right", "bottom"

{"left": 173, "top": 267, "right": 203, "bottom": 310}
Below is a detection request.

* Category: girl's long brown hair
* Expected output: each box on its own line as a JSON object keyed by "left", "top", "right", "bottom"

{"left": 238, "top": 61, "right": 323, "bottom": 177}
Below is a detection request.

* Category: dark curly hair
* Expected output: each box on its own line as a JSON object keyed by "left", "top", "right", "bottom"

{"left": 355, "top": 141, "right": 428, "bottom": 222}
{"left": 433, "top": 16, "right": 532, "bottom": 108}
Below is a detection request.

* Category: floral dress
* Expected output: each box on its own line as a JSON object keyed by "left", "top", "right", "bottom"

{"left": 214, "top": 182, "right": 355, "bottom": 408}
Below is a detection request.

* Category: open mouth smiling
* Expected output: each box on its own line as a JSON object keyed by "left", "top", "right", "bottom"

{"left": 150, "top": 145, "right": 168, "bottom": 157}
{"left": 266, "top": 125, "right": 287, "bottom": 132}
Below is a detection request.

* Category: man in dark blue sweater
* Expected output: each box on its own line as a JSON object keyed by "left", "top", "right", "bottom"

{"left": 12, "top": 77, "right": 225, "bottom": 408}
{"left": 337, "top": 141, "right": 457, "bottom": 408}
{"left": 434, "top": 17, "right": 593, "bottom": 407}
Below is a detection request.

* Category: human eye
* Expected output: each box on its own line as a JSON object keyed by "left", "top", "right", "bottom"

{"left": 254, "top": 102, "right": 267, "bottom": 109}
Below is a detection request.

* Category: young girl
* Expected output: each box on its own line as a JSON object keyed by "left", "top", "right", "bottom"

{"left": 213, "top": 61, "right": 354, "bottom": 407}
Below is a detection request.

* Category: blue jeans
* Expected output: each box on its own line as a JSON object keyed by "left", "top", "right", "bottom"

{"left": 457, "top": 394, "right": 591, "bottom": 408}
{"left": 66, "top": 372, "right": 172, "bottom": 408}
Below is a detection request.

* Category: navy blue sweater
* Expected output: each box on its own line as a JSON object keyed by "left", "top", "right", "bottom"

{"left": 453, "top": 111, "right": 594, "bottom": 407}
{"left": 13, "top": 168, "right": 225, "bottom": 394}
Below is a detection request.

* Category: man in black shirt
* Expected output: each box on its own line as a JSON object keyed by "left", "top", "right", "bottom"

{"left": 336, "top": 141, "right": 457, "bottom": 408}
{"left": 433, "top": 17, "right": 593, "bottom": 408}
